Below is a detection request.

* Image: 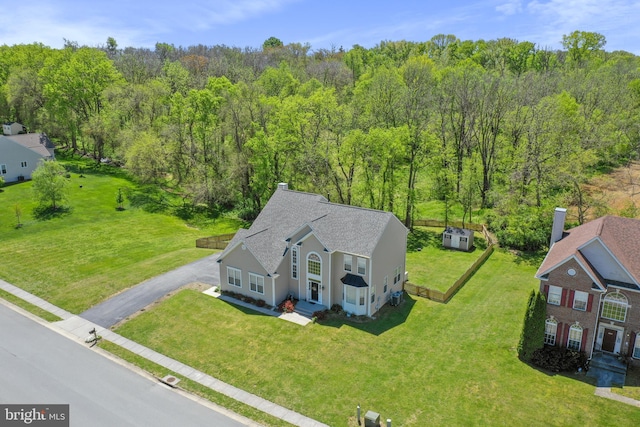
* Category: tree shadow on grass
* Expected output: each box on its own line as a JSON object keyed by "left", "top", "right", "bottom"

{"left": 317, "top": 292, "right": 416, "bottom": 336}
{"left": 32, "top": 205, "right": 72, "bottom": 220}
{"left": 407, "top": 228, "right": 440, "bottom": 252}
{"left": 511, "top": 249, "right": 547, "bottom": 267}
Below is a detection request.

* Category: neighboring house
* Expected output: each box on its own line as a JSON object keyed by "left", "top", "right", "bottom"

{"left": 442, "top": 227, "right": 474, "bottom": 251}
{"left": 217, "top": 183, "right": 408, "bottom": 317}
{"left": 3, "top": 122, "right": 26, "bottom": 135}
{"left": 0, "top": 133, "right": 56, "bottom": 182}
{"left": 535, "top": 208, "right": 640, "bottom": 363}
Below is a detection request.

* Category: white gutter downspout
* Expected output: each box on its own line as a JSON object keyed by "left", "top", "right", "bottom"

{"left": 327, "top": 251, "right": 332, "bottom": 308}
{"left": 367, "top": 257, "right": 372, "bottom": 317}
{"left": 272, "top": 275, "right": 277, "bottom": 308}
{"left": 590, "top": 291, "right": 605, "bottom": 360}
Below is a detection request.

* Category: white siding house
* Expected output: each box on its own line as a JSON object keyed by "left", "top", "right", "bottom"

{"left": 0, "top": 134, "right": 55, "bottom": 183}
{"left": 217, "top": 184, "right": 408, "bottom": 317}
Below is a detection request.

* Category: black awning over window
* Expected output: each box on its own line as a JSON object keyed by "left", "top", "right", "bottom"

{"left": 341, "top": 273, "right": 368, "bottom": 288}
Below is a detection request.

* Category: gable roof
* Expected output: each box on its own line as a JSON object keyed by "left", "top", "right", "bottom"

{"left": 219, "top": 188, "right": 406, "bottom": 274}
{"left": 536, "top": 215, "right": 640, "bottom": 287}
{"left": 1, "top": 133, "right": 55, "bottom": 158}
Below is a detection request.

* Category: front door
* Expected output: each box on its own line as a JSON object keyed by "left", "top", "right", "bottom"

{"left": 602, "top": 328, "right": 617, "bottom": 353}
{"left": 310, "top": 281, "right": 320, "bottom": 303}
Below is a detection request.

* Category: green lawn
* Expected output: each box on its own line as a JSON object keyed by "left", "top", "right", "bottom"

{"left": 0, "top": 159, "right": 243, "bottom": 313}
{"left": 113, "top": 250, "right": 640, "bottom": 426}
{"left": 406, "top": 227, "right": 487, "bottom": 292}
{"left": 0, "top": 289, "right": 62, "bottom": 322}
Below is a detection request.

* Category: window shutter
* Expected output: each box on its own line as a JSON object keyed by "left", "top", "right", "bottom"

{"left": 630, "top": 332, "right": 637, "bottom": 353}
{"left": 564, "top": 323, "right": 570, "bottom": 346}
{"left": 568, "top": 290, "right": 575, "bottom": 308}
{"left": 581, "top": 328, "right": 589, "bottom": 352}
{"left": 561, "top": 288, "right": 568, "bottom": 307}
{"left": 586, "top": 294, "right": 594, "bottom": 312}
{"left": 543, "top": 284, "right": 549, "bottom": 298}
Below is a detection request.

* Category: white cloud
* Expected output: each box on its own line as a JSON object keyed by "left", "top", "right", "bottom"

{"left": 524, "top": 0, "right": 640, "bottom": 51}
{"left": 0, "top": 0, "right": 301, "bottom": 48}
{"left": 496, "top": 0, "right": 523, "bottom": 15}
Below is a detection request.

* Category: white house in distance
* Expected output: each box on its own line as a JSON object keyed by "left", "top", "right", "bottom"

{"left": 3, "top": 122, "right": 26, "bottom": 135}
{"left": 217, "top": 183, "right": 408, "bottom": 317}
{"left": 0, "top": 126, "right": 55, "bottom": 182}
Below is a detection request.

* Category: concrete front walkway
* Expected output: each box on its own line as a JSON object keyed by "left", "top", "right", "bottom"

{"left": 202, "top": 287, "right": 312, "bottom": 326}
{"left": 0, "top": 279, "right": 328, "bottom": 427}
{"left": 595, "top": 387, "right": 640, "bottom": 407}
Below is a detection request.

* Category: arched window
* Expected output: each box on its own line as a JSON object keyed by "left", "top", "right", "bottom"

{"left": 602, "top": 292, "right": 628, "bottom": 322}
{"left": 307, "top": 253, "right": 321, "bottom": 276}
{"left": 291, "top": 246, "right": 298, "bottom": 279}
{"left": 544, "top": 318, "right": 558, "bottom": 346}
{"left": 567, "top": 324, "right": 583, "bottom": 351}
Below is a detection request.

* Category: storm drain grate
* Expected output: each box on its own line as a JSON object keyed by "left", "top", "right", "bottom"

{"left": 160, "top": 375, "right": 181, "bottom": 387}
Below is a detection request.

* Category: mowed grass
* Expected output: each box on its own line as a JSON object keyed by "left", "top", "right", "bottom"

{"left": 114, "top": 249, "right": 640, "bottom": 426}
{"left": 406, "top": 227, "right": 487, "bottom": 292}
{"left": 0, "top": 163, "right": 242, "bottom": 313}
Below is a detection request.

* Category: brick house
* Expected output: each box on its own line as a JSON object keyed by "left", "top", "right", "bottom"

{"left": 535, "top": 208, "right": 640, "bottom": 362}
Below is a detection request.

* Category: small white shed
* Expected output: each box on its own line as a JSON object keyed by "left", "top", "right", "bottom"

{"left": 3, "top": 122, "right": 26, "bottom": 135}
{"left": 442, "top": 227, "right": 474, "bottom": 251}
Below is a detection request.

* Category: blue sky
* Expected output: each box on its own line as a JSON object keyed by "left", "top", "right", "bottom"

{"left": 2, "top": 0, "right": 639, "bottom": 54}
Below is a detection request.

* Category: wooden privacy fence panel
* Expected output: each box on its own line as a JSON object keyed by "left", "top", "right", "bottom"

{"left": 196, "top": 233, "right": 236, "bottom": 249}
{"left": 405, "top": 219, "right": 497, "bottom": 303}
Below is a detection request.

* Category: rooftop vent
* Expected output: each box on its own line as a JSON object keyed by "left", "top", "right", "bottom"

{"left": 278, "top": 182, "right": 288, "bottom": 190}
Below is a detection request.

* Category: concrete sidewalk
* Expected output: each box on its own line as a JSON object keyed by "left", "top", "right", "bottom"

{"left": 0, "top": 279, "right": 328, "bottom": 427}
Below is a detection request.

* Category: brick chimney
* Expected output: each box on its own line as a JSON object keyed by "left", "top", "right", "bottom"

{"left": 550, "top": 207, "right": 567, "bottom": 246}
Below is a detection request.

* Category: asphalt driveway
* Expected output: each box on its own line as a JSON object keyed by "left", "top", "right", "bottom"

{"left": 80, "top": 253, "right": 220, "bottom": 328}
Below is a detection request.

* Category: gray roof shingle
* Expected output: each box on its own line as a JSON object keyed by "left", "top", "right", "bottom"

{"left": 536, "top": 215, "right": 640, "bottom": 286}
{"left": 220, "top": 188, "right": 403, "bottom": 274}
{"left": 3, "top": 133, "right": 55, "bottom": 157}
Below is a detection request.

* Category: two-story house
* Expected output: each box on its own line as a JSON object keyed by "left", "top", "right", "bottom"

{"left": 217, "top": 184, "right": 408, "bottom": 317}
{"left": 535, "top": 208, "right": 640, "bottom": 363}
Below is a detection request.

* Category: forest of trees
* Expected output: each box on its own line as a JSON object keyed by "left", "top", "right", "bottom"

{"left": 1, "top": 31, "right": 639, "bottom": 250}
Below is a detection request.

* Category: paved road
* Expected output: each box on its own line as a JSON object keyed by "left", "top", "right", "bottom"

{"left": 0, "top": 303, "right": 250, "bottom": 427}
{"left": 81, "top": 253, "right": 220, "bottom": 328}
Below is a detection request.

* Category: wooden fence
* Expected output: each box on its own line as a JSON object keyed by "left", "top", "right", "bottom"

{"left": 404, "top": 219, "right": 497, "bottom": 303}
{"left": 196, "top": 233, "right": 236, "bottom": 249}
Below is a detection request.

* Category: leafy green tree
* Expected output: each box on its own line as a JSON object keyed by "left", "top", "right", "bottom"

{"left": 116, "top": 188, "right": 125, "bottom": 210}
{"left": 263, "top": 36, "right": 284, "bottom": 49}
{"left": 41, "top": 47, "right": 123, "bottom": 151}
{"left": 518, "top": 290, "right": 546, "bottom": 361}
{"left": 106, "top": 37, "right": 118, "bottom": 58}
{"left": 31, "top": 160, "right": 69, "bottom": 210}
{"left": 561, "top": 31, "right": 606, "bottom": 65}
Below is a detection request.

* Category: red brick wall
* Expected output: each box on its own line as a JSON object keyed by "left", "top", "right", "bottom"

{"left": 539, "top": 258, "right": 600, "bottom": 354}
